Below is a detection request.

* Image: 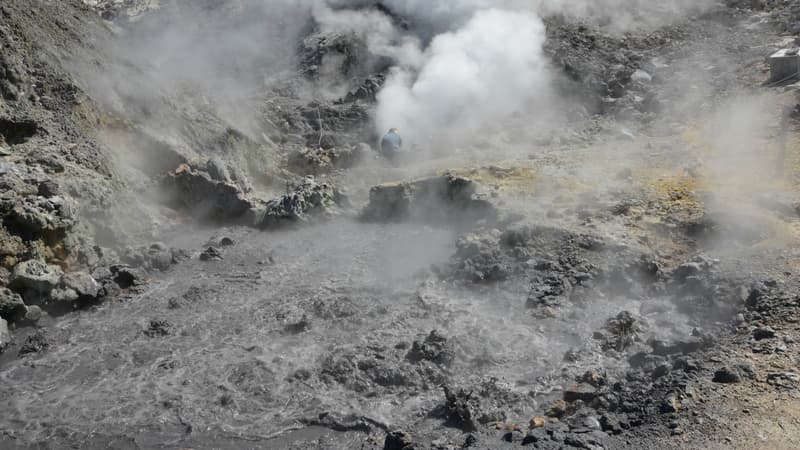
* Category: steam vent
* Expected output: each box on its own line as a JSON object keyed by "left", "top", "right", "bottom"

{"left": 3, "top": 0, "right": 800, "bottom": 449}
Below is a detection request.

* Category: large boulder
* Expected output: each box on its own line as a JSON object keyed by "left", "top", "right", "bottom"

{"left": 254, "top": 176, "right": 345, "bottom": 229}
{"left": 0, "top": 318, "right": 9, "bottom": 353}
{"left": 0, "top": 287, "right": 25, "bottom": 320}
{"left": 51, "top": 271, "right": 102, "bottom": 303}
{"left": 361, "top": 174, "right": 497, "bottom": 225}
{"left": 161, "top": 164, "right": 255, "bottom": 222}
{"left": 11, "top": 260, "right": 63, "bottom": 294}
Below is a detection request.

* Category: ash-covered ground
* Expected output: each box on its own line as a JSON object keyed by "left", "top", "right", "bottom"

{"left": 3, "top": 1, "right": 800, "bottom": 449}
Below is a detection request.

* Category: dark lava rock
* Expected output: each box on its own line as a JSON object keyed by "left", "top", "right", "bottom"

{"left": 18, "top": 329, "right": 49, "bottom": 356}
{"left": 595, "top": 310, "right": 644, "bottom": 352}
{"left": 255, "top": 176, "right": 344, "bottom": 229}
{"left": 463, "top": 434, "right": 478, "bottom": 447}
{"left": 673, "top": 262, "right": 702, "bottom": 281}
{"left": 284, "top": 314, "right": 310, "bottom": 334}
{"left": 407, "top": 330, "right": 454, "bottom": 366}
{"left": 600, "top": 413, "right": 623, "bottom": 434}
{"left": 564, "top": 383, "right": 598, "bottom": 403}
{"left": 109, "top": 265, "right": 145, "bottom": 289}
{"left": 713, "top": 363, "right": 755, "bottom": 383}
{"left": 143, "top": 319, "right": 171, "bottom": 337}
{"left": 37, "top": 180, "right": 60, "bottom": 197}
{"left": 712, "top": 367, "right": 742, "bottom": 384}
{"left": 361, "top": 174, "right": 497, "bottom": 226}
{"left": 660, "top": 394, "right": 680, "bottom": 413}
{"left": 753, "top": 326, "right": 776, "bottom": 340}
{"left": 161, "top": 164, "right": 254, "bottom": 222}
{"left": 0, "top": 287, "right": 26, "bottom": 320}
{"left": 673, "top": 356, "right": 701, "bottom": 373}
{"left": 384, "top": 430, "right": 414, "bottom": 450}
{"left": 502, "top": 430, "right": 525, "bottom": 443}
{"left": 443, "top": 386, "right": 479, "bottom": 432}
{"left": 564, "top": 431, "right": 608, "bottom": 449}
{"left": 199, "top": 247, "right": 223, "bottom": 261}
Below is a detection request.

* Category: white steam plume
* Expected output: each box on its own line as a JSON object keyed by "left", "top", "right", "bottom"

{"left": 374, "top": 8, "right": 551, "bottom": 148}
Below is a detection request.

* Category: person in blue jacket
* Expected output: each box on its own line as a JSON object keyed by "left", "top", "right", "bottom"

{"left": 380, "top": 128, "right": 402, "bottom": 159}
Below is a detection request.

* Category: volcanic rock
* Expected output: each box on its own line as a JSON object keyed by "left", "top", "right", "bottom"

{"left": 11, "top": 260, "right": 63, "bottom": 294}
{"left": 753, "top": 326, "right": 776, "bottom": 340}
{"left": 361, "top": 174, "right": 497, "bottom": 225}
{"left": 443, "top": 386, "right": 479, "bottom": 432}
{"left": 407, "top": 330, "right": 454, "bottom": 367}
{"left": 0, "top": 287, "right": 26, "bottom": 320}
{"left": 161, "top": 164, "right": 254, "bottom": 222}
{"left": 712, "top": 363, "right": 755, "bottom": 384}
{"left": 564, "top": 383, "right": 599, "bottom": 402}
{"left": 199, "top": 247, "right": 223, "bottom": 261}
{"left": 255, "top": 176, "right": 344, "bottom": 229}
{"left": 0, "top": 317, "right": 9, "bottom": 352}
{"left": 383, "top": 430, "right": 414, "bottom": 450}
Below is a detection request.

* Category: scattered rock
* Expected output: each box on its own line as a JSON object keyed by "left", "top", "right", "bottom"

{"left": 109, "top": 265, "right": 145, "bottom": 289}
{"left": 10, "top": 260, "right": 63, "bottom": 294}
{"left": 37, "top": 180, "right": 60, "bottom": 197}
{"left": 600, "top": 413, "right": 623, "bottom": 434}
{"left": 199, "top": 247, "right": 223, "bottom": 261}
{"left": 60, "top": 271, "right": 101, "bottom": 300}
{"left": 255, "top": 176, "right": 345, "bottom": 229}
{"left": 18, "top": 329, "right": 49, "bottom": 356}
{"left": 361, "top": 174, "right": 497, "bottom": 226}
{"left": 0, "top": 317, "right": 9, "bottom": 352}
{"left": 583, "top": 416, "right": 602, "bottom": 430}
{"left": 383, "top": 430, "right": 414, "bottom": 450}
{"left": 753, "top": 326, "right": 776, "bottom": 340}
{"left": 284, "top": 314, "right": 310, "bottom": 334}
{"left": 713, "top": 364, "right": 755, "bottom": 384}
{"left": 660, "top": 394, "right": 680, "bottom": 413}
{"left": 502, "top": 430, "right": 525, "bottom": 443}
{"left": 143, "top": 319, "right": 171, "bottom": 337}
{"left": 767, "top": 372, "right": 800, "bottom": 389}
{"left": 546, "top": 399, "right": 568, "bottom": 418}
{"left": 595, "top": 311, "right": 644, "bottom": 352}
{"left": 0, "top": 287, "right": 26, "bottom": 320}
{"left": 443, "top": 386, "right": 478, "bottom": 432}
{"left": 530, "top": 416, "right": 546, "bottom": 429}
{"left": 564, "top": 383, "right": 598, "bottom": 403}
{"left": 407, "top": 330, "right": 454, "bottom": 367}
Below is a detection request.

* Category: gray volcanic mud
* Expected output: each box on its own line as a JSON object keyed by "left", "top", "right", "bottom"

{"left": 0, "top": 217, "right": 707, "bottom": 449}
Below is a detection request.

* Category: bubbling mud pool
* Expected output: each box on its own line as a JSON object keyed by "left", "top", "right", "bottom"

{"left": 0, "top": 218, "right": 696, "bottom": 447}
